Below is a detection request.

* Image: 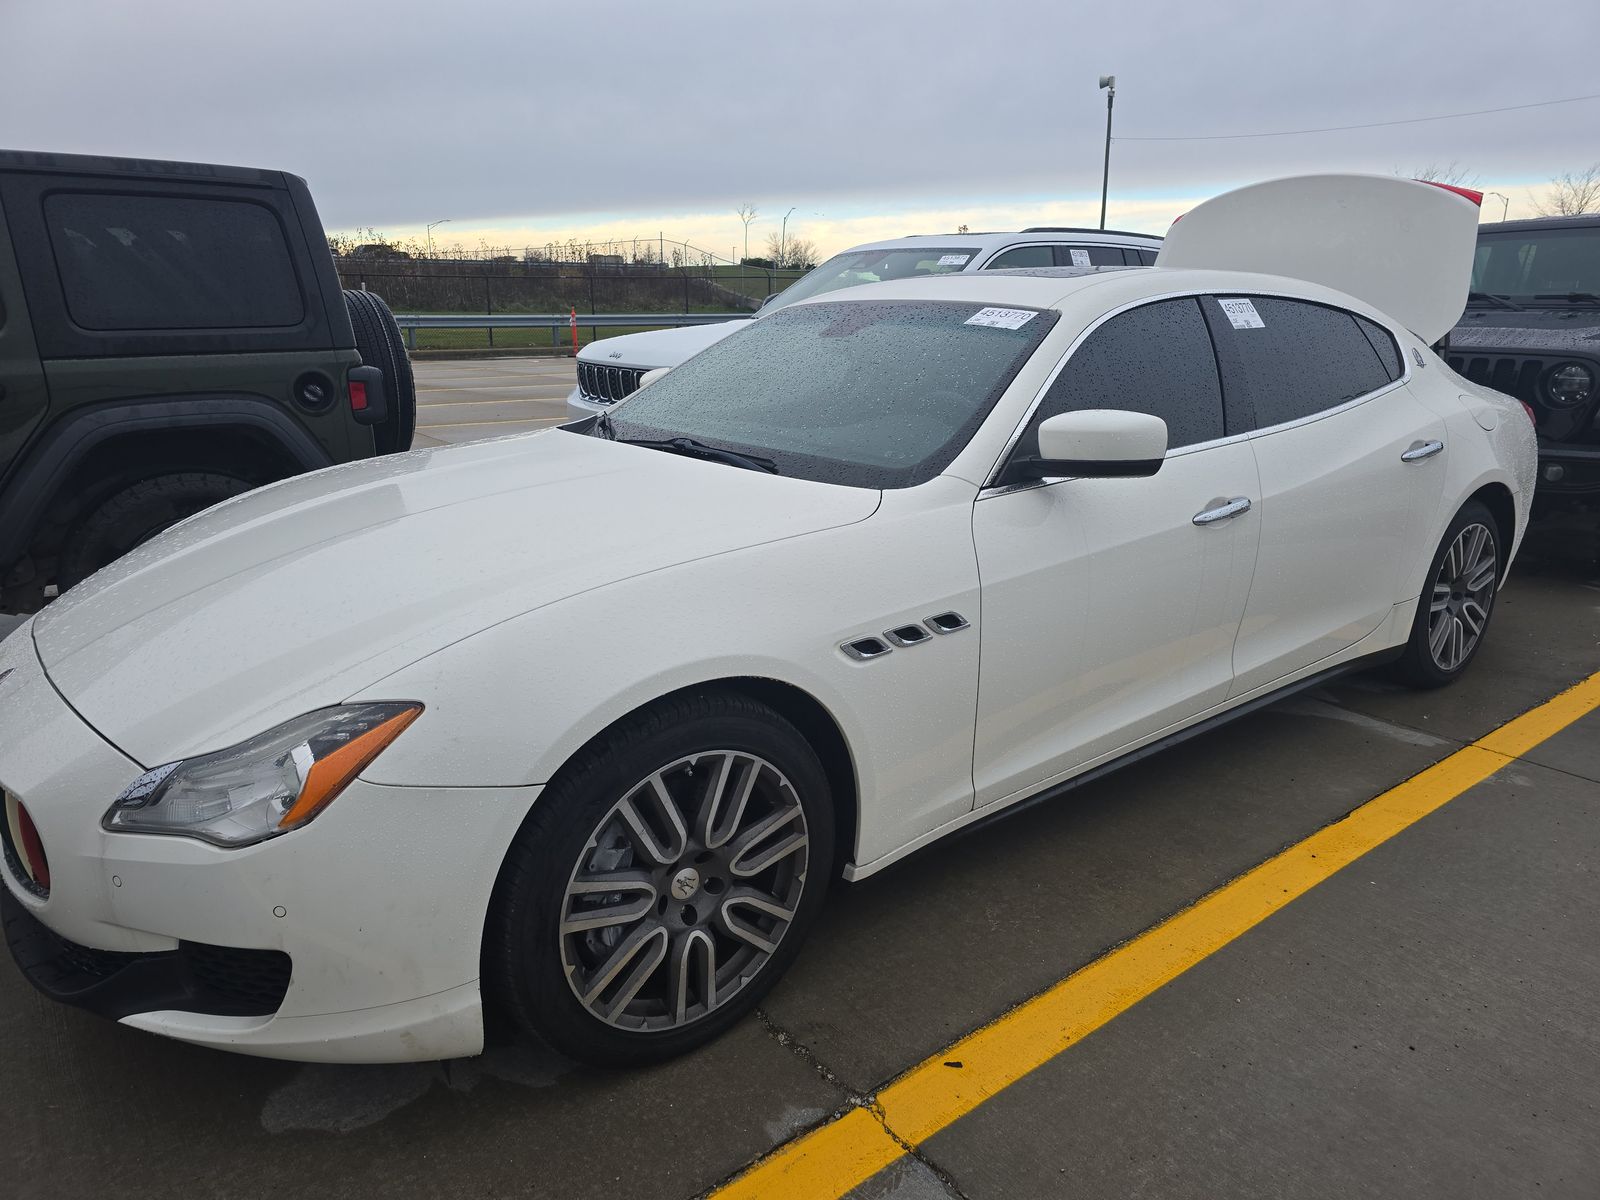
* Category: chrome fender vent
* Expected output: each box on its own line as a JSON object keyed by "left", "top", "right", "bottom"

{"left": 839, "top": 612, "right": 969, "bottom": 662}
{"left": 841, "top": 636, "right": 893, "bottom": 661}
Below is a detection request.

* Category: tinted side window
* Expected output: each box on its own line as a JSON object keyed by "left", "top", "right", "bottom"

{"left": 1051, "top": 245, "right": 1127, "bottom": 267}
{"left": 1356, "top": 315, "right": 1402, "bottom": 382}
{"left": 1023, "top": 298, "right": 1224, "bottom": 453}
{"left": 1203, "top": 296, "right": 1393, "bottom": 431}
{"left": 1134, "top": 248, "right": 1159, "bottom": 266}
{"left": 43, "top": 192, "right": 303, "bottom": 330}
{"left": 985, "top": 245, "right": 1054, "bottom": 270}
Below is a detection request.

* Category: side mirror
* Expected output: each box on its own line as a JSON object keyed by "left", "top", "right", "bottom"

{"left": 1006, "top": 409, "right": 1167, "bottom": 482}
{"left": 756, "top": 292, "right": 783, "bottom": 313}
{"left": 638, "top": 367, "right": 671, "bottom": 390}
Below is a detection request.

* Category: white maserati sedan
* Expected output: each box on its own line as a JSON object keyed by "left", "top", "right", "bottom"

{"left": 0, "top": 176, "right": 1533, "bottom": 1066}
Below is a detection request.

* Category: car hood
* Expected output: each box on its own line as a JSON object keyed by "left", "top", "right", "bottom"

{"left": 33, "top": 430, "right": 879, "bottom": 766}
{"left": 577, "top": 320, "right": 749, "bottom": 370}
{"left": 1451, "top": 308, "right": 1600, "bottom": 354}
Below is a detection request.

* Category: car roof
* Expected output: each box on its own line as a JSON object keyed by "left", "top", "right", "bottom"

{"left": 838, "top": 228, "right": 1162, "bottom": 254}
{"left": 1477, "top": 215, "right": 1600, "bottom": 234}
{"left": 784, "top": 265, "right": 1403, "bottom": 330}
{"left": 0, "top": 146, "right": 284, "bottom": 187}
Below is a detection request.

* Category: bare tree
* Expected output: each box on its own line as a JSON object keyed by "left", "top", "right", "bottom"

{"left": 763, "top": 231, "right": 818, "bottom": 270}
{"left": 957, "top": 223, "right": 970, "bottom": 234}
{"left": 1408, "top": 162, "right": 1479, "bottom": 186}
{"left": 736, "top": 204, "right": 759, "bottom": 261}
{"left": 1535, "top": 164, "right": 1600, "bottom": 217}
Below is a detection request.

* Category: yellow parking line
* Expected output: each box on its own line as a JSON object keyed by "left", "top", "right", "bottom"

{"left": 711, "top": 668, "right": 1600, "bottom": 1198}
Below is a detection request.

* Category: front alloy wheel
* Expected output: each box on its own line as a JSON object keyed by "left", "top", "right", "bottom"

{"left": 486, "top": 692, "right": 833, "bottom": 1065}
{"left": 561, "top": 750, "right": 809, "bottom": 1031}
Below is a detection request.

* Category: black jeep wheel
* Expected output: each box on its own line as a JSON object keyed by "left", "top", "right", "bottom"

{"left": 58, "top": 472, "right": 252, "bottom": 590}
{"left": 343, "top": 289, "right": 417, "bottom": 454}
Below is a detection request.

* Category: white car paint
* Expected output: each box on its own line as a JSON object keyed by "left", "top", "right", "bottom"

{"left": 566, "top": 228, "right": 1162, "bottom": 417}
{"left": 0, "top": 177, "right": 1533, "bottom": 1063}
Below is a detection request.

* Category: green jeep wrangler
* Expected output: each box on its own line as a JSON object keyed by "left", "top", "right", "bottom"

{"left": 0, "top": 149, "right": 416, "bottom": 614}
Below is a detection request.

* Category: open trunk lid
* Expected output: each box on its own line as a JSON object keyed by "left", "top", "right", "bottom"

{"left": 1156, "top": 174, "right": 1482, "bottom": 344}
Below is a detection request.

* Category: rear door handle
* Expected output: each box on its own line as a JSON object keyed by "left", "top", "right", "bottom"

{"left": 1401, "top": 439, "right": 1444, "bottom": 462}
{"left": 1193, "top": 496, "right": 1252, "bottom": 526}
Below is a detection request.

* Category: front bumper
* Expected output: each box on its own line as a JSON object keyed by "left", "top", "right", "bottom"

{"left": 1536, "top": 442, "right": 1600, "bottom": 496}
{"left": 0, "top": 623, "right": 540, "bottom": 1063}
{"left": 567, "top": 385, "right": 608, "bottom": 419}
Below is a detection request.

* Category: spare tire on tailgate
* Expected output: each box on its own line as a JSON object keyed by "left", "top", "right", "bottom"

{"left": 343, "top": 289, "right": 417, "bottom": 454}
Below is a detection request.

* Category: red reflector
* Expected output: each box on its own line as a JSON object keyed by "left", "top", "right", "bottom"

{"left": 349, "top": 380, "right": 369, "bottom": 412}
{"left": 13, "top": 799, "right": 49, "bottom": 891}
{"left": 1521, "top": 401, "right": 1538, "bottom": 424}
{"left": 1416, "top": 181, "right": 1483, "bottom": 207}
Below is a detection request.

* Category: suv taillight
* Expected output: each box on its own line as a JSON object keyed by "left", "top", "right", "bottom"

{"left": 1520, "top": 401, "right": 1538, "bottom": 425}
{"left": 349, "top": 379, "right": 369, "bottom": 412}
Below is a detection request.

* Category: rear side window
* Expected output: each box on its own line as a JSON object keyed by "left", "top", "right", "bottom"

{"left": 986, "top": 245, "right": 1054, "bottom": 270}
{"left": 1355, "top": 314, "right": 1403, "bottom": 382}
{"left": 1024, "top": 297, "right": 1225, "bottom": 452}
{"left": 1133, "top": 248, "right": 1159, "bottom": 266}
{"left": 1202, "top": 296, "right": 1394, "bottom": 431}
{"left": 43, "top": 192, "right": 303, "bottom": 330}
{"left": 1049, "top": 245, "right": 1129, "bottom": 268}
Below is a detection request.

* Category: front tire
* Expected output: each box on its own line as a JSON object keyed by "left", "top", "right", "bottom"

{"left": 485, "top": 691, "right": 833, "bottom": 1066}
{"left": 1392, "top": 500, "right": 1502, "bottom": 688}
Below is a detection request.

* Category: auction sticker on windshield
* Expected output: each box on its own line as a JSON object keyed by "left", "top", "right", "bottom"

{"left": 938, "top": 254, "right": 971, "bottom": 267}
{"left": 965, "top": 307, "right": 1037, "bottom": 330}
{"left": 1219, "top": 297, "right": 1265, "bottom": 329}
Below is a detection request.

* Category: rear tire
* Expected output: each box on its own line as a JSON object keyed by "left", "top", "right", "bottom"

{"left": 342, "top": 289, "right": 417, "bottom": 454}
{"left": 58, "top": 472, "right": 252, "bottom": 591}
{"left": 1392, "top": 499, "right": 1502, "bottom": 689}
{"left": 484, "top": 690, "right": 833, "bottom": 1066}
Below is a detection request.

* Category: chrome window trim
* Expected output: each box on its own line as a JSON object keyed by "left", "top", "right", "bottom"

{"left": 978, "top": 286, "right": 1414, "bottom": 493}
{"left": 973, "top": 239, "right": 1157, "bottom": 271}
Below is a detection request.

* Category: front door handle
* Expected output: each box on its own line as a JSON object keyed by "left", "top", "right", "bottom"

{"left": 1401, "top": 439, "right": 1444, "bottom": 462}
{"left": 1193, "top": 496, "right": 1252, "bottom": 526}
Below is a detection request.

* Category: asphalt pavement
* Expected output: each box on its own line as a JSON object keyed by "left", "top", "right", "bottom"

{"left": 410, "top": 356, "right": 577, "bottom": 445}
{"left": 0, "top": 385, "right": 1598, "bottom": 1198}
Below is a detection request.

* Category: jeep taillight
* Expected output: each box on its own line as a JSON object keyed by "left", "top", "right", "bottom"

{"left": 349, "top": 379, "right": 369, "bottom": 413}
{"left": 1521, "top": 401, "right": 1537, "bottom": 425}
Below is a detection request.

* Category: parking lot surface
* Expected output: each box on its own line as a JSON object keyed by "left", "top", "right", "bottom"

{"left": 410, "top": 356, "right": 576, "bottom": 446}
{"left": 1, "top": 480, "right": 1598, "bottom": 1197}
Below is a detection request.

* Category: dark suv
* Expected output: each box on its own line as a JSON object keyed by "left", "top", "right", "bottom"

{"left": 1448, "top": 215, "right": 1600, "bottom": 512}
{"left": 0, "top": 149, "right": 416, "bottom": 613}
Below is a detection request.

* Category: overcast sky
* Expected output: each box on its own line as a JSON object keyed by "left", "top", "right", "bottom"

{"left": 7, "top": 0, "right": 1599, "bottom": 256}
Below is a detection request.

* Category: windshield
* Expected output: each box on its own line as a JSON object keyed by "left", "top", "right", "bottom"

{"left": 1470, "top": 227, "right": 1600, "bottom": 304}
{"left": 768, "top": 247, "right": 980, "bottom": 311}
{"left": 583, "top": 299, "right": 1057, "bottom": 488}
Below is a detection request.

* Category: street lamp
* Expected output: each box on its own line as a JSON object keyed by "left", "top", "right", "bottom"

{"left": 1485, "top": 191, "right": 1511, "bottom": 222}
{"left": 426, "top": 218, "right": 451, "bottom": 259}
{"left": 780, "top": 206, "right": 797, "bottom": 267}
{"left": 1098, "top": 75, "right": 1116, "bottom": 231}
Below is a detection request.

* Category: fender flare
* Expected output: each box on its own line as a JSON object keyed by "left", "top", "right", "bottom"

{"left": 0, "top": 394, "right": 333, "bottom": 564}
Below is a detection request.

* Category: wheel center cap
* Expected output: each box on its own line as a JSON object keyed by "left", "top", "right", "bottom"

{"left": 670, "top": 867, "right": 701, "bottom": 901}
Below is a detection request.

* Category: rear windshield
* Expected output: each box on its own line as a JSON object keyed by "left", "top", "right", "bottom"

{"left": 1470, "top": 226, "right": 1600, "bottom": 303}
{"left": 584, "top": 299, "right": 1056, "bottom": 488}
{"left": 43, "top": 192, "right": 304, "bottom": 330}
{"left": 769, "top": 247, "right": 980, "bottom": 310}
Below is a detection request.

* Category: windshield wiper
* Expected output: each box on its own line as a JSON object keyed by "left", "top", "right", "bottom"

{"left": 1466, "top": 291, "right": 1525, "bottom": 312}
{"left": 591, "top": 413, "right": 777, "bottom": 473}
{"left": 1533, "top": 292, "right": 1600, "bottom": 306}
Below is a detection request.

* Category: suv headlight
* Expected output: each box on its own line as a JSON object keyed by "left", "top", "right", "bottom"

{"left": 103, "top": 703, "right": 421, "bottom": 847}
{"left": 1544, "top": 362, "right": 1595, "bottom": 407}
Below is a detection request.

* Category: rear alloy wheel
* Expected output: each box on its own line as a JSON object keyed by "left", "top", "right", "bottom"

{"left": 1394, "top": 500, "right": 1501, "bottom": 687}
{"left": 486, "top": 692, "right": 833, "bottom": 1065}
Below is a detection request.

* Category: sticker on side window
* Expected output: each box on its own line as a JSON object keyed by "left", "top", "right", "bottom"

{"left": 937, "top": 254, "right": 971, "bottom": 267}
{"left": 965, "top": 307, "right": 1037, "bottom": 330}
{"left": 1218, "top": 298, "right": 1265, "bottom": 329}
{"left": 1069, "top": 248, "right": 1091, "bottom": 267}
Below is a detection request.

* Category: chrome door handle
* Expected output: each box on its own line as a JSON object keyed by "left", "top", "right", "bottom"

{"left": 1192, "top": 496, "right": 1252, "bottom": 526}
{"left": 1401, "top": 439, "right": 1444, "bottom": 462}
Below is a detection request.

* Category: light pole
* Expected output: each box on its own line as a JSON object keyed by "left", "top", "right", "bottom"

{"left": 1486, "top": 191, "right": 1511, "bottom": 222}
{"left": 780, "top": 206, "right": 796, "bottom": 267}
{"left": 1098, "top": 75, "right": 1116, "bottom": 230}
{"left": 426, "top": 218, "right": 451, "bottom": 259}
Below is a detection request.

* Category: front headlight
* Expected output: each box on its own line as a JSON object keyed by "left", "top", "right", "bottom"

{"left": 103, "top": 703, "right": 422, "bottom": 847}
{"left": 1544, "top": 362, "right": 1595, "bottom": 407}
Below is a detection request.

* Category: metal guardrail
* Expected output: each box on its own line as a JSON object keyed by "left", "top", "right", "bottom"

{"left": 394, "top": 311, "right": 749, "bottom": 350}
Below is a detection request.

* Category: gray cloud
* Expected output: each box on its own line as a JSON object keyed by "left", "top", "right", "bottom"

{"left": 5, "top": 0, "right": 1596, "bottom": 228}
